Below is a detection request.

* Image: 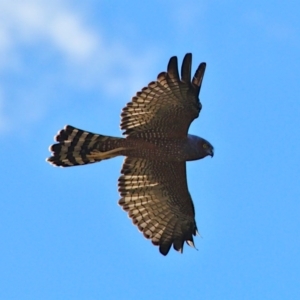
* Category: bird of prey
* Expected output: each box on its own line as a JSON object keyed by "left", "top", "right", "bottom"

{"left": 47, "top": 53, "right": 214, "bottom": 255}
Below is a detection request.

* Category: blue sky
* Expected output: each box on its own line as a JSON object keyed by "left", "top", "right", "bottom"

{"left": 1, "top": 1, "right": 299, "bottom": 299}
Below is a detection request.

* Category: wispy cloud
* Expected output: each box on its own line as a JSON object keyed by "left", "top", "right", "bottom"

{"left": 0, "top": 0, "right": 159, "bottom": 135}
{"left": 0, "top": 0, "right": 103, "bottom": 65}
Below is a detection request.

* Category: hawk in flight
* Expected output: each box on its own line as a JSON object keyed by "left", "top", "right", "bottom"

{"left": 47, "top": 53, "right": 214, "bottom": 255}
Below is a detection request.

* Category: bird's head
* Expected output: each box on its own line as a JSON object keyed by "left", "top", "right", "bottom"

{"left": 200, "top": 138, "right": 214, "bottom": 158}
{"left": 187, "top": 135, "right": 214, "bottom": 159}
{"left": 197, "top": 138, "right": 214, "bottom": 158}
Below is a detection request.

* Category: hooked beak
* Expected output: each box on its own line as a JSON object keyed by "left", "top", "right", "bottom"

{"left": 210, "top": 148, "right": 214, "bottom": 157}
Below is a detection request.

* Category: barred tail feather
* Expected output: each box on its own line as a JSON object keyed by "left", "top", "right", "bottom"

{"left": 47, "top": 125, "right": 121, "bottom": 167}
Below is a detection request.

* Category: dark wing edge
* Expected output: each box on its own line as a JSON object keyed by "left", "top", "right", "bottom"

{"left": 167, "top": 56, "right": 180, "bottom": 82}
{"left": 192, "top": 61, "right": 206, "bottom": 96}
{"left": 170, "top": 52, "right": 206, "bottom": 96}
{"left": 181, "top": 53, "right": 192, "bottom": 83}
{"left": 118, "top": 158, "right": 199, "bottom": 256}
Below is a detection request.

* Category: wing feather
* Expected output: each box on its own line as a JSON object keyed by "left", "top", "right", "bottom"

{"left": 120, "top": 53, "right": 206, "bottom": 139}
{"left": 192, "top": 62, "right": 206, "bottom": 94}
{"left": 118, "top": 157, "right": 198, "bottom": 255}
{"left": 181, "top": 53, "right": 192, "bottom": 83}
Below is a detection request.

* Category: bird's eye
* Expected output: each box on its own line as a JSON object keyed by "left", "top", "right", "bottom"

{"left": 203, "top": 143, "right": 208, "bottom": 149}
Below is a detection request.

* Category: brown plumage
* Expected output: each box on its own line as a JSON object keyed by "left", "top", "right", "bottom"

{"left": 47, "top": 53, "right": 214, "bottom": 255}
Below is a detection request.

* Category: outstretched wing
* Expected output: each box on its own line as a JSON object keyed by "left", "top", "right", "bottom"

{"left": 120, "top": 53, "right": 206, "bottom": 139}
{"left": 118, "top": 157, "right": 198, "bottom": 255}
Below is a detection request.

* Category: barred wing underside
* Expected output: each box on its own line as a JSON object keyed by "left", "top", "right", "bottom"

{"left": 118, "top": 157, "right": 198, "bottom": 255}
{"left": 121, "top": 54, "right": 206, "bottom": 139}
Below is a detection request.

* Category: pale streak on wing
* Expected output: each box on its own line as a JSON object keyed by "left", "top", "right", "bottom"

{"left": 118, "top": 157, "right": 198, "bottom": 255}
{"left": 120, "top": 54, "right": 206, "bottom": 139}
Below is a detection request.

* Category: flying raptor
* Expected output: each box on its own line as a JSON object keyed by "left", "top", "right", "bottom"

{"left": 47, "top": 53, "right": 214, "bottom": 255}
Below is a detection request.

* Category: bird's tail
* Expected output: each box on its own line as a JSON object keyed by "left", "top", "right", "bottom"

{"left": 47, "top": 125, "right": 124, "bottom": 167}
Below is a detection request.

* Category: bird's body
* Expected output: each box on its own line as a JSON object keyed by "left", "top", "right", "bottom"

{"left": 47, "top": 53, "right": 214, "bottom": 255}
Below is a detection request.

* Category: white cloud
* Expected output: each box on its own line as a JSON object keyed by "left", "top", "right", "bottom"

{"left": 0, "top": 0, "right": 100, "bottom": 63}
{"left": 0, "top": 0, "right": 159, "bottom": 135}
{"left": 49, "top": 13, "right": 99, "bottom": 62}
